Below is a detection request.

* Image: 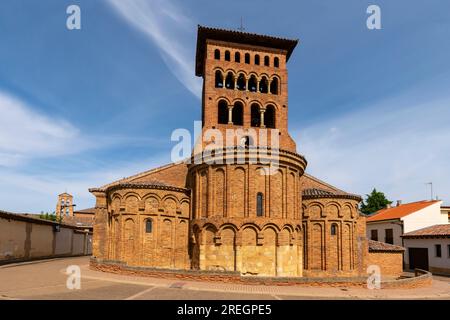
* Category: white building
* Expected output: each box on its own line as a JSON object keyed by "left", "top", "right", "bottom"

{"left": 402, "top": 224, "right": 450, "bottom": 275}
{"left": 441, "top": 205, "right": 450, "bottom": 223}
{"left": 366, "top": 200, "right": 447, "bottom": 247}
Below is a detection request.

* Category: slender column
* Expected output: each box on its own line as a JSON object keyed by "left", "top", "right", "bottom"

{"left": 228, "top": 105, "right": 233, "bottom": 124}
{"left": 260, "top": 107, "right": 266, "bottom": 128}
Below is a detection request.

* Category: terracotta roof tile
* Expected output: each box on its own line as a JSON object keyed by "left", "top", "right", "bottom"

{"left": 366, "top": 200, "right": 440, "bottom": 222}
{"left": 302, "top": 188, "right": 361, "bottom": 201}
{"left": 368, "top": 240, "right": 405, "bottom": 252}
{"left": 74, "top": 207, "right": 96, "bottom": 215}
{"left": 402, "top": 224, "right": 450, "bottom": 238}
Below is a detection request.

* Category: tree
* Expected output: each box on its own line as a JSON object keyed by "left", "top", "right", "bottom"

{"left": 360, "top": 188, "right": 392, "bottom": 215}
{"left": 39, "top": 211, "right": 62, "bottom": 223}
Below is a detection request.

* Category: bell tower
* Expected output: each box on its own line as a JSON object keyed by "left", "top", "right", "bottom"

{"left": 195, "top": 25, "right": 299, "bottom": 152}
{"left": 189, "top": 26, "right": 307, "bottom": 277}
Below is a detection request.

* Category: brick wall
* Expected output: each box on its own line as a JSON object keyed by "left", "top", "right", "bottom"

{"left": 367, "top": 251, "right": 404, "bottom": 278}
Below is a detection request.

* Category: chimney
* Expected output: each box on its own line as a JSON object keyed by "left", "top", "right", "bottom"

{"left": 397, "top": 200, "right": 402, "bottom": 207}
{"left": 386, "top": 203, "right": 391, "bottom": 209}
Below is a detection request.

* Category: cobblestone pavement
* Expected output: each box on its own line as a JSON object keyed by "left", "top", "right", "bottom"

{"left": 0, "top": 257, "right": 449, "bottom": 300}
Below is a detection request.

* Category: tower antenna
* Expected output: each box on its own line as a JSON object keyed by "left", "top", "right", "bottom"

{"left": 238, "top": 17, "right": 245, "bottom": 32}
{"left": 425, "top": 182, "right": 433, "bottom": 200}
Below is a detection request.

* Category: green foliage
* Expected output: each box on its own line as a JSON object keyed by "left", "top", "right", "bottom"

{"left": 360, "top": 188, "right": 392, "bottom": 215}
{"left": 39, "top": 211, "right": 63, "bottom": 223}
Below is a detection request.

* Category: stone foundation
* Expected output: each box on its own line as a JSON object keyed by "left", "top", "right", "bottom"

{"left": 90, "top": 258, "right": 431, "bottom": 289}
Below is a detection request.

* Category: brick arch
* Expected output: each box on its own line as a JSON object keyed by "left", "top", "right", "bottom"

{"left": 264, "top": 101, "right": 280, "bottom": 111}
{"left": 278, "top": 227, "right": 291, "bottom": 246}
{"left": 325, "top": 202, "right": 341, "bottom": 218}
{"left": 231, "top": 97, "right": 247, "bottom": 106}
{"left": 261, "top": 223, "right": 281, "bottom": 233}
{"left": 219, "top": 227, "right": 237, "bottom": 271}
{"left": 234, "top": 69, "right": 249, "bottom": 77}
{"left": 342, "top": 202, "right": 355, "bottom": 219}
{"left": 143, "top": 195, "right": 160, "bottom": 214}
{"left": 304, "top": 202, "right": 324, "bottom": 219}
{"left": 124, "top": 194, "right": 140, "bottom": 213}
{"left": 215, "top": 96, "right": 231, "bottom": 105}
{"left": 223, "top": 69, "right": 237, "bottom": 77}
{"left": 263, "top": 226, "right": 278, "bottom": 275}
{"left": 213, "top": 66, "right": 226, "bottom": 73}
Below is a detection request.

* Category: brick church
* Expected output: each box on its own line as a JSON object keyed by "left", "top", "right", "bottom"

{"left": 89, "top": 26, "right": 403, "bottom": 278}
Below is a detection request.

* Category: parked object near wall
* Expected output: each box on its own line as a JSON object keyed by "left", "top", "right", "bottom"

{"left": 0, "top": 210, "right": 92, "bottom": 264}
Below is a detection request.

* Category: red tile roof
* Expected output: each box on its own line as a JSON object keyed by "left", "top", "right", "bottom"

{"left": 368, "top": 240, "right": 405, "bottom": 252}
{"left": 366, "top": 200, "right": 440, "bottom": 222}
{"left": 402, "top": 224, "right": 450, "bottom": 238}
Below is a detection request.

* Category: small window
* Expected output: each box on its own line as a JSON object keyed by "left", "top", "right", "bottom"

{"left": 385, "top": 228, "right": 393, "bottom": 244}
{"left": 331, "top": 224, "right": 337, "bottom": 236}
{"left": 232, "top": 102, "right": 243, "bottom": 126}
{"left": 145, "top": 219, "right": 153, "bottom": 233}
{"left": 371, "top": 230, "right": 378, "bottom": 241}
{"left": 257, "top": 193, "right": 264, "bottom": 217}
{"left": 245, "top": 53, "right": 250, "bottom": 64}
{"left": 264, "top": 56, "right": 270, "bottom": 66}
{"left": 255, "top": 55, "right": 260, "bottom": 65}
{"left": 274, "top": 57, "right": 279, "bottom": 68}
{"left": 225, "top": 50, "right": 231, "bottom": 61}
{"left": 435, "top": 244, "right": 442, "bottom": 257}
{"left": 236, "top": 74, "right": 246, "bottom": 91}
{"left": 218, "top": 100, "right": 228, "bottom": 124}
{"left": 214, "top": 49, "right": 220, "bottom": 60}
{"left": 215, "top": 70, "right": 223, "bottom": 88}
{"left": 259, "top": 76, "right": 268, "bottom": 93}
{"left": 235, "top": 52, "right": 240, "bottom": 63}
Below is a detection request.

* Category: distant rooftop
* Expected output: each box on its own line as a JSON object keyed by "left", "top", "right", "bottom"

{"left": 367, "top": 200, "right": 441, "bottom": 223}
{"left": 402, "top": 224, "right": 450, "bottom": 238}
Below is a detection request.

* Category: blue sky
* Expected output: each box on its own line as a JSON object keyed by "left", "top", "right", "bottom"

{"left": 1, "top": 0, "right": 450, "bottom": 212}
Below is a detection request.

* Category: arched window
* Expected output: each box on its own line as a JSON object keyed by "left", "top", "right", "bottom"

{"left": 270, "top": 77, "right": 279, "bottom": 94}
{"left": 225, "top": 50, "right": 231, "bottom": 61}
{"left": 240, "top": 135, "right": 254, "bottom": 148}
{"left": 251, "top": 104, "right": 261, "bottom": 127}
{"left": 145, "top": 219, "right": 153, "bottom": 233}
{"left": 264, "top": 56, "right": 270, "bottom": 66}
{"left": 225, "top": 72, "right": 235, "bottom": 89}
{"left": 259, "top": 76, "right": 268, "bottom": 93}
{"left": 265, "top": 105, "right": 276, "bottom": 129}
{"left": 215, "top": 70, "right": 223, "bottom": 88}
{"left": 218, "top": 100, "right": 228, "bottom": 124}
{"left": 232, "top": 102, "right": 243, "bottom": 126}
{"left": 331, "top": 224, "right": 337, "bottom": 236}
{"left": 235, "top": 52, "right": 241, "bottom": 63}
{"left": 245, "top": 53, "right": 250, "bottom": 64}
{"left": 255, "top": 54, "right": 260, "bottom": 65}
{"left": 236, "top": 74, "right": 246, "bottom": 91}
{"left": 257, "top": 193, "right": 264, "bottom": 217}
{"left": 274, "top": 57, "right": 279, "bottom": 68}
{"left": 248, "top": 75, "right": 257, "bottom": 92}
{"left": 214, "top": 49, "right": 220, "bottom": 60}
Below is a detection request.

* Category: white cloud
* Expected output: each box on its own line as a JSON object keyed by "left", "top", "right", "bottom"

{"left": 293, "top": 94, "right": 450, "bottom": 204}
{"left": 0, "top": 91, "right": 95, "bottom": 166}
{"left": 0, "top": 153, "right": 171, "bottom": 213}
{"left": 105, "top": 0, "right": 202, "bottom": 98}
